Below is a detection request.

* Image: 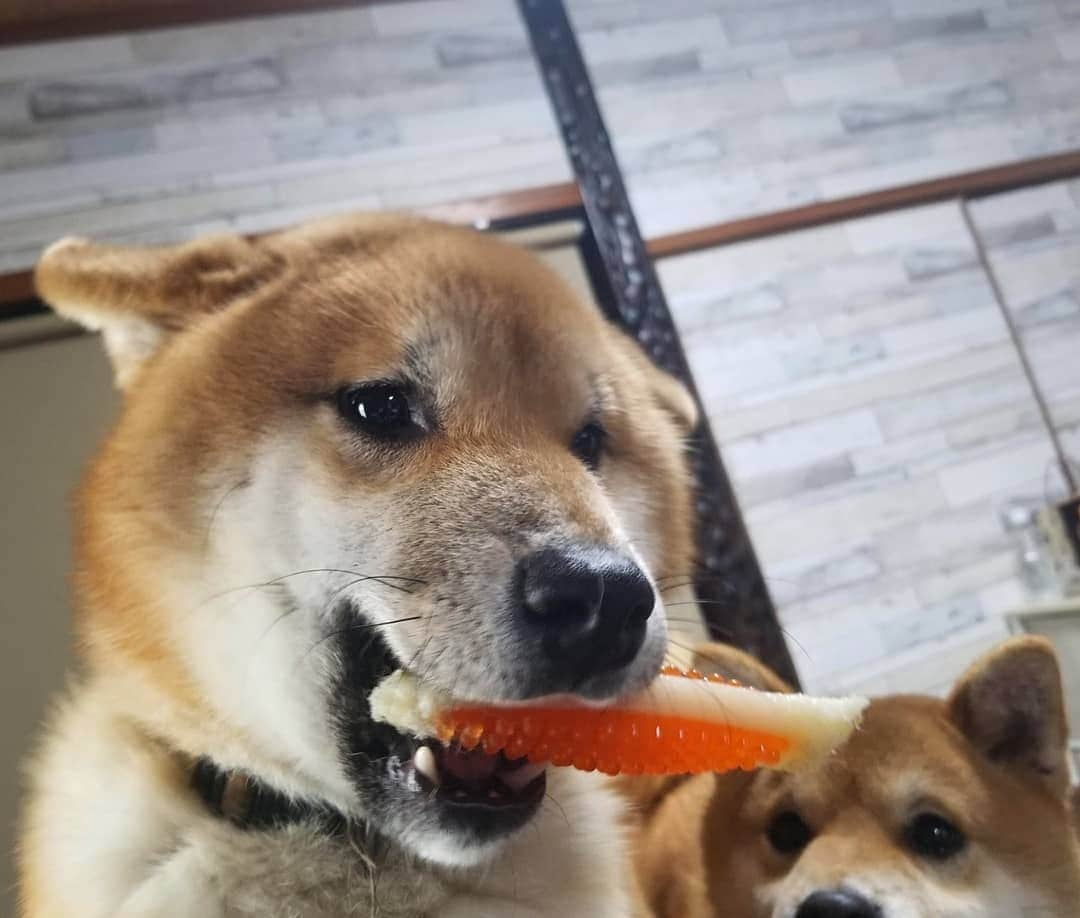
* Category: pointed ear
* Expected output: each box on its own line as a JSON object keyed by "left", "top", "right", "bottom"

{"left": 690, "top": 641, "right": 792, "bottom": 694}
{"left": 613, "top": 331, "right": 699, "bottom": 433}
{"left": 34, "top": 234, "right": 285, "bottom": 388}
{"left": 647, "top": 363, "right": 699, "bottom": 433}
{"left": 947, "top": 636, "right": 1070, "bottom": 798}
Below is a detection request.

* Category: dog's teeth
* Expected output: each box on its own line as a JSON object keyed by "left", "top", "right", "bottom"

{"left": 500, "top": 761, "right": 545, "bottom": 792}
{"left": 413, "top": 746, "right": 441, "bottom": 787}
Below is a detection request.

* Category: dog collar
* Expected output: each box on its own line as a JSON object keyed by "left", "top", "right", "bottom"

{"left": 190, "top": 756, "right": 348, "bottom": 834}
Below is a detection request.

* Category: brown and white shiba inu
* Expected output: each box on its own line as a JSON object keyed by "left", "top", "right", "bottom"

{"left": 17, "top": 214, "right": 701, "bottom": 917}
{"left": 627, "top": 637, "right": 1080, "bottom": 918}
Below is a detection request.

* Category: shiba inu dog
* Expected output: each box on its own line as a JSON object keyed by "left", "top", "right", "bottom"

{"left": 17, "top": 214, "right": 701, "bottom": 917}
{"left": 627, "top": 637, "right": 1080, "bottom": 918}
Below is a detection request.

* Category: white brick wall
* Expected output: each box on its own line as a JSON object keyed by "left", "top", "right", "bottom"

{"left": 5, "top": 1, "right": 1080, "bottom": 264}
{"left": 661, "top": 200, "right": 1062, "bottom": 695}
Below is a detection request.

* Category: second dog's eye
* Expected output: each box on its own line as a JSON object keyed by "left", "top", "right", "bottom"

{"left": 766, "top": 810, "right": 813, "bottom": 855}
{"left": 905, "top": 812, "right": 966, "bottom": 861}
{"left": 571, "top": 422, "right": 606, "bottom": 470}
{"left": 336, "top": 384, "right": 413, "bottom": 438}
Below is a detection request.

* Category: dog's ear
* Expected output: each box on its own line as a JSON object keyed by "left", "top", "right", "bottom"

{"left": 645, "top": 362, "right": 699, "bottom": 433}
{"left": 690, "top": 641, "right": 792, "bottom": 694}
{"left": 35, "top": 234, "right": 286, "bottom": 388}
{"left": 947, "top": 636, "right": 1070, "bottom": 798}
{"left": 613, "top": 332, "right": 699, "bottom": 433}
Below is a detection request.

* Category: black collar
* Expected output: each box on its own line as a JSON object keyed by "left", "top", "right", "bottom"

{"left": 190, "top": 756, "right": 349, "bottom": 835}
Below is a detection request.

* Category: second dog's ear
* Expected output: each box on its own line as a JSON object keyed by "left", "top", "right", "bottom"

{"left": 947, "top": 636, "right": 1070, "bottom": 798}
{"left": 35, "top": 234, "right": 285, "bottom": 389}
{"left": 690, "top": 641, "right": 792, "bottom": 694}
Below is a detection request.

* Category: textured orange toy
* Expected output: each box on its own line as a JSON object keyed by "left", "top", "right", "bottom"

{"left": 370, "top": 666, "right": 866, "bottom": 777}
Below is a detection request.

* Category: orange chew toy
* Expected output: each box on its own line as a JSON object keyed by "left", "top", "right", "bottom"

{"left": 370, "top": 666, "right": 867, "bottom": 777}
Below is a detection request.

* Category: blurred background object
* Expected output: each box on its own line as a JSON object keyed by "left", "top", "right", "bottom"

{"left": 1001, "top": 499, "right": 1060, "bottom": 601}
{"left": 4, "top": 0, "right": 1080, "bottom": 907}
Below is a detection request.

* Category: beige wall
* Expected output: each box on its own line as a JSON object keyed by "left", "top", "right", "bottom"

{"left": 1, "top": 322, "right": 119, "bottom": 909}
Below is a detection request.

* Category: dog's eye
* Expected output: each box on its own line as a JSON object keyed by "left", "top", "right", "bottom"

{"left": 905, "top": 812, "right": 966, "bottom": 861}
{"left": 336, "top": 384, "right": 413, "bottom": 438}
{"left": 766, "top": 810, "right": 813, "bottom": 855}
{"left": 571, "top": 422, "right": 606, "bottom": 470}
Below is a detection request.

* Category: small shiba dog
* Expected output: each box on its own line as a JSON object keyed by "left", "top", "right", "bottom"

{"left": 627, "top": 637, "right": 1080, "bottom": 918}
{"left": 17, "top": 214, "right": 701, "bottom": 917}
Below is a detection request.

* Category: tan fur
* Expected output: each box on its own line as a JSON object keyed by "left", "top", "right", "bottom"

{"left": 19, "top": 214, "right": 700, "bottom": 917}
{"left": 628, "top": 638, "right": 1080, "bottom": 918}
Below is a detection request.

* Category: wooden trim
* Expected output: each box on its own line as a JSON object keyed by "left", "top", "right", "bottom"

{"left": 0, "top": 1, "right": 393, "bottom": 47}
{"left": 0, "top": 182, "right": 582, "bottom": 313}
{"left": 419, "top": 183, "right": 582, "bottom": 228}
{"left": 10, "top": 143, "right": 1080, "bottom": 303}
{"left": 0, "top": 271, "right": 34, "bottom": 306}
{"left": 647, "top": 150, "right": 1080, "bottom": 259}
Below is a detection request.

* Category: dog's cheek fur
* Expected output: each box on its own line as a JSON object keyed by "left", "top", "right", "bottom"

{"left": 168, "top": 436, "right": 383, "bottom": 807}
{"left": 72, "top": 412, "right": 420, "bottom": 813}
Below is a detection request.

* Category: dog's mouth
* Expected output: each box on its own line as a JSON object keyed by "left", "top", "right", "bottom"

{"left": 349, "top": 714, "right": 549, "bottom": 846}
{"left": 409, "top": 741, "right": 547, "bottom": 810}
{"left": 336, "top": 623, "right": 548, "bottom": 843}
{"left": 379, "top": 693, "right": 549, "bottom": 840}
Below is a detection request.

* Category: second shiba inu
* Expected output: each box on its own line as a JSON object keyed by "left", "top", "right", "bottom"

{"left": 629, "top": 637, "right": 1080, "bottom": 918}
{"left": 17, "top": 214, "right": 701, "bottom": 917}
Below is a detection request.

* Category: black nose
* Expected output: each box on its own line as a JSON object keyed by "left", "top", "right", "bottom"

{"left": 517, "top": 548, "right": 655, "bottom": 682}
{"left": 795, "top": 889, "right": 882, "bottom": 918}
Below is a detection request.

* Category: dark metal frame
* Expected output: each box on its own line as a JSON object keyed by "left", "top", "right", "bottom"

{"left": 518, "top": 0, "right": 798, "bottom": 685}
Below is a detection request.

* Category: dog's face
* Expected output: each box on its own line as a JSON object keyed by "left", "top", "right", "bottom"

{"left": 694, "top": 639, "right": 1080, "bottom": 918}
{"left": 36, "top": 216, "right": 697, "bottom": 865}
